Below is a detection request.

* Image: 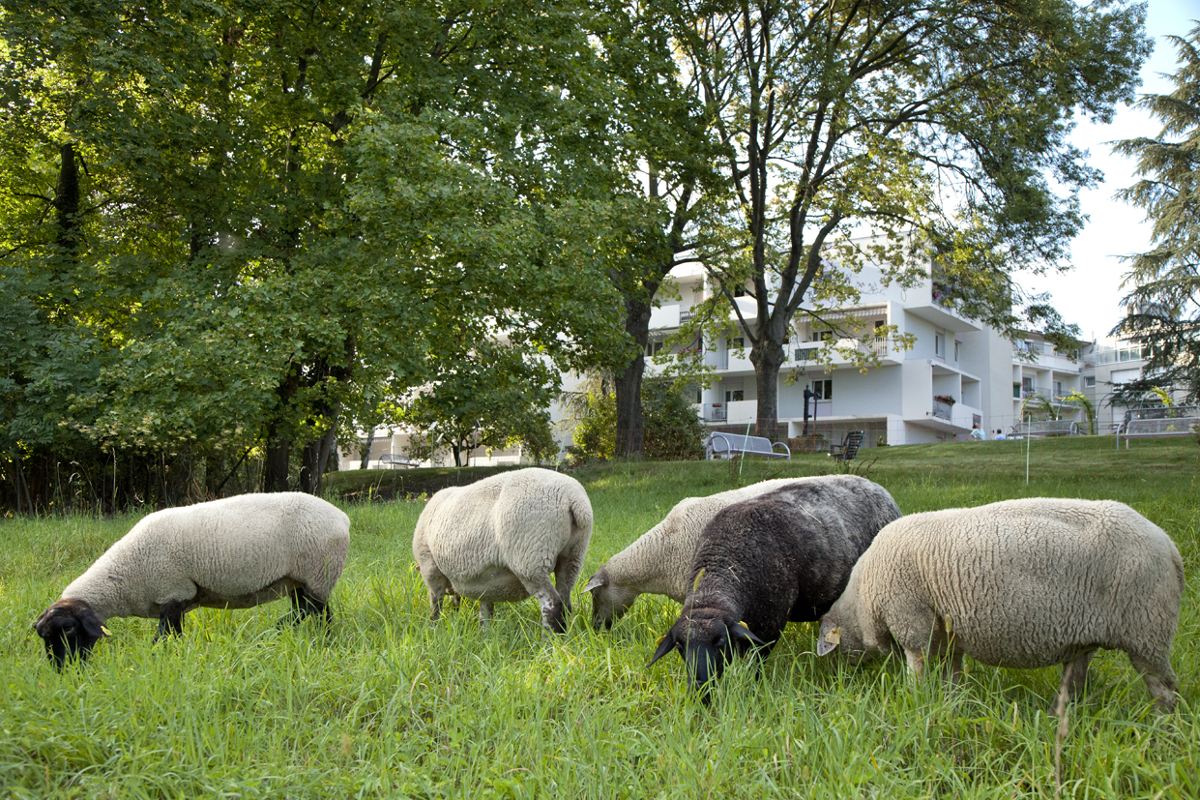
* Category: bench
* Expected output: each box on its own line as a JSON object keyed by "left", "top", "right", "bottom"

{"left": 704, "top": 432, "right": 791, "bottom": 460}
{"left": 829, "top": 430, "right": 864, "bottom": 461}
{"left": 378, "top": 453, "right": 419, "bottom": 469}
{"left": 1012, "top": 419, "right": 1079, "bottom": 438}
{"left": 1121, "top": 408, "right": 1200, "bottom": 447}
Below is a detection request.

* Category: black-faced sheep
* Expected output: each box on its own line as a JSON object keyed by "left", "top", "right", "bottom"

{"left": 412, "top": 467, "right": 592, "bottom": 633}
{"left": 585, "top": 478, "right": 823, "bottom": 629}
{"left": 649, "top": 475, "right": 901, "bottom": 690}
{"left": 817, "top": 498, "right": 1184, "bottom": 711}
{"left": 34, "top": 492, "right": 350, "bottom": 669}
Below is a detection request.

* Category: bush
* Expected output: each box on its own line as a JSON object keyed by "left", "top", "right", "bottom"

{"left": 569, "top": 380, "right": 703, "bottom": 462}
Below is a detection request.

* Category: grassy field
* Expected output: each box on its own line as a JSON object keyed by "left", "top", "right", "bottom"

{"left": 1, "top": 436, "right": 1197, "bottom": 798}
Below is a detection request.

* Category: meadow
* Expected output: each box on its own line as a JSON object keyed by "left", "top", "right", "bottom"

{"left": 1, "top": 436, "right": 1197, "bottom": 798}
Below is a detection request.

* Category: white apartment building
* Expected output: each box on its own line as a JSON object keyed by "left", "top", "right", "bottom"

{"left": 641, "top": 260, "right": 1014, "bottom": 448}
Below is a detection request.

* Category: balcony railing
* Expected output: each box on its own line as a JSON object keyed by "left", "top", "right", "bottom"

{"left": 932, "top": 399, "right": 954, "bottom": 421}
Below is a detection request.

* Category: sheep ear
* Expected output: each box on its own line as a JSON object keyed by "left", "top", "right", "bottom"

{"left": 730, "top": 621, "right": 764, "bottom": 646}
{"left": 647, "top": 632, "right": 677, "bottom": 667}
{"left": 582, "top": 572, "right": 606, "bottom": 593}
{"left": 816, "top": 620, "right": 841, "bottom": 656}
{"left": 32, "top": 608, "right": 54, "bottom": 635}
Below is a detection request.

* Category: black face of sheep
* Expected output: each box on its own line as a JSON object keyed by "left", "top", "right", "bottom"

{"left": 33, "top": 599, "right": 109, "bottom": 670}
{"left": 649, "top": 613, "right": 764, "bottom": 694}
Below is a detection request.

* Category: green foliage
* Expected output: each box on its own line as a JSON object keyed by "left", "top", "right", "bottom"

{"left": 570, "top": 387, "right": 618, "bottom": 463}
{"left": 0, "top": 1, "right": 634, "bottom": 505}
{"left": 640, "top": 380, "right": 704, "bottom": 460}
{"left": 395, "top": 342, "right": 559, "bottom": 467}
{"left": 1114, "top": 23, "right": 1200, "bottom": 402}
{"left": 571, "top": 379, "right": 703, "bottom": 462}
{"left": 2, "top": 438, "right": 1198, "bottom": 796}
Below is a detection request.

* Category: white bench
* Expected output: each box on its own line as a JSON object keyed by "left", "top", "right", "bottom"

{"left": 1121, "top": 410, "right": 1200, "bottom": 447}
{"left": 378, "top": 453, "right": 419, "bottom": 469}
{"left": 1012, "top": 419, "right": 1079, "bottom": 437}
{"left": 704, "top": 432, "right": 791, "bottom": 460}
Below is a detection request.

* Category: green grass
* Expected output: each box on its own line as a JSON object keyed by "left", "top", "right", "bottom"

{"left": 1, "top": 437, "right": 1197, "bottom": 798}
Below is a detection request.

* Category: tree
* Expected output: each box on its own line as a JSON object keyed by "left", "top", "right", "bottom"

{"left": 587, "top": 2, "right": 726, "bottom": 458}
{"left": 1114, "top": 23, "right": 1200, "bottom": 402}
{"left": 397, "top": 342, "right": 560, "bottom": 467}
{"left": 667, "top": 0, "right": 1149, "bottom": 437}
{"left": 0, "top": 1, "right": 631, "bottom": 506}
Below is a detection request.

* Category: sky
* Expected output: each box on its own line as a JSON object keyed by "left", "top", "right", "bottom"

{"left": 1018, "top": 1, "right": 1197, "bottom": 342}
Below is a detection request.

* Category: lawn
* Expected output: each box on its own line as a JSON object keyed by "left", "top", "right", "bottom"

{"left": 1, "top": 436, "right": 1197, "bottom": 798}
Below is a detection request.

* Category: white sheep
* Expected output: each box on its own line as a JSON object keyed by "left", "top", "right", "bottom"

{"left": 817, "top": 498, "right": 1184, "bottom": 711}
{"left": 34, "top": 492, "right": 350, "bottom": 668}
{"left": 585, "top": 476, "right": 889, "bottom": 628}
{"left": 412, "top": 467, "right": 592, "bottom": 632}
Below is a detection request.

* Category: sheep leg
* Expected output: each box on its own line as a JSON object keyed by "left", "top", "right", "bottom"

{"left": 287, "top": 586, "right": 331, "bottom": 624}
{"left": 421, "top": 569, "right": 454, "bottom": 622}
{"left": 1062, "top": 649, "right": 1095, "bottom": 702}
{"left": 479, "top": 601, "right": 494, "bottom": 627}
{"left": 518, "top": 575, "right": 566, "bottom": 634}
{"left": 903, "top": 647, "right": 926, "bottom": 678}
{"left": 154, "top": 601, "right": 186, "bottom": 641}
{"left": 553, "top": 538, "right": 589, "bottom": 614}
{"left": 1128, "top": 653, "right": 1179, "bottom": 712}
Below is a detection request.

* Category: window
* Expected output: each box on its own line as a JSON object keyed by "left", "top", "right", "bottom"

{"left": 1012, "top": 382, "right": 1022, "bottom": 399}
{"left": 1111, "top": 368, "right": 1139, "bottom": 385}
{"left": 953, "top": 340, "right": 961, "bottom": 362}
{"left": 934, "top": 331, "right": 946, "bottom": 358}
{"left": 646, "top": 340, "right": 665, "bottom": 357}
{"left": 733, "top": 285, "right": 748, "bottom": 297}
{"left": 725, "top": 389, "right": 745, "bottom": 402}
{"left": 811, "top": 379, "right": 833, "bottom": 400}
{"left": 1053, "top": 380, "right": 1064, "bottom": 397}
{"left": 1084, "top": 376, "right": 1096, "bottom": 388}
{"left": 874, "top": 319, "right": 885, "bottom": 329}
{"left": 811, "top": 330, "right": 831, "bottom": 342}
{"left": 727, "top": 336, "right": 745, "bottom": 350}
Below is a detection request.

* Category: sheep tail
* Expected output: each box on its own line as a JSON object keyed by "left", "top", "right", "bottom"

{"left": 568, "top": 489, "right": 594, "bottom": 538}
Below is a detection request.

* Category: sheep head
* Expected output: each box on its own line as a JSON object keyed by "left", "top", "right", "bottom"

{"left": 583, "top": 568, "right": 638, "bottom": 629}
{"left": 33, "top": 598, "right": 109, "bottom": 670}
{"left": 648, "top": 609, "right": 764, "bottom": 692}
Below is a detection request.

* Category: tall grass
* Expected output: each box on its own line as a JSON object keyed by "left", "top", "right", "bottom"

{"left": 1, "top": 437, "right": 1196, "bottom": 798}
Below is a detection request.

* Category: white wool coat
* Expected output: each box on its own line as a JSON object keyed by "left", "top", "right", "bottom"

{"left": 412, "top": 468, "right": 592, "bottom": 602}
{"left": 61, "top": 492, "right": 350, "bottom": 620}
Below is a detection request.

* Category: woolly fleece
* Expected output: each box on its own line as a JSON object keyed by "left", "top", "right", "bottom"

{"left": 818, "top": 497, "right": 1184, "bottom": 709}
{"left": 412, "top": 467, "right": 592, "bottom": 630}
{"left": 60, "top": 492, "right": 350, "bottom": 620}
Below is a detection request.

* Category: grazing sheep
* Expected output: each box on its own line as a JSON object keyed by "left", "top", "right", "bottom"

{"left": 649, "top": 476, "right": 901, "bottom": 690}
{"left": 585, "top": 477, "right": 825, "bottom": 628}
{"left": 412, "top": 467, "right": 592, "bottom": 633}
{"left": 817, "top": 498, "right": 1184, "bottom": 711}
{"left": 34, "top": 492, "right": 350, "bottom": 669}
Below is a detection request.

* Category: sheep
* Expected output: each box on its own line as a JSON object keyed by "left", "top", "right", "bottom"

{"left": 648, "top": 476, "right": 901, "bottom": 691}
{"left": 586, "top": 475, "right": 897, "bottom": 629}
{"left": 34, "top": 492, "right": 350, "bottom": 669}
{"left": 816, "top": 498, "right": 1184, "bottom": 711}
{"left": 412, "top": 467, "right": 592, "bottom": 633}
{"left": 585, "top": 478, "right": 818, "bottom": 628}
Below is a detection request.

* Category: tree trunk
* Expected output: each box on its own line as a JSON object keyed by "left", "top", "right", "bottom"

{"left": 263, "top": 433, "right": 291, "bottom": 492}
{"left": 614, "top": 297, "right": 653, "bottom": 458}
{"left": 451, "top": 443, "right": 463, "bottom": 467}
{"left": 358, "top": 428, "right": 375, "bottom": 469}
{"left": 750, "top": 339, "right": 786, "bottom": 440}
{"left": 299, "top": 427, "right": 338, "bottom": 495}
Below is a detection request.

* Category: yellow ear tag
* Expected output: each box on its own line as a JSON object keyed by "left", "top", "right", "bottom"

{"left": 824, "top": 627, "right": 841, "bottom": 647}
{"left": 691, "top": 568, "right": 706, "bottom": 593}
{"left": 100, "top": 625, "right": 111, "bottom": 636}
{"left": 738, "top": 620, "right": 751, "bottom": 630}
